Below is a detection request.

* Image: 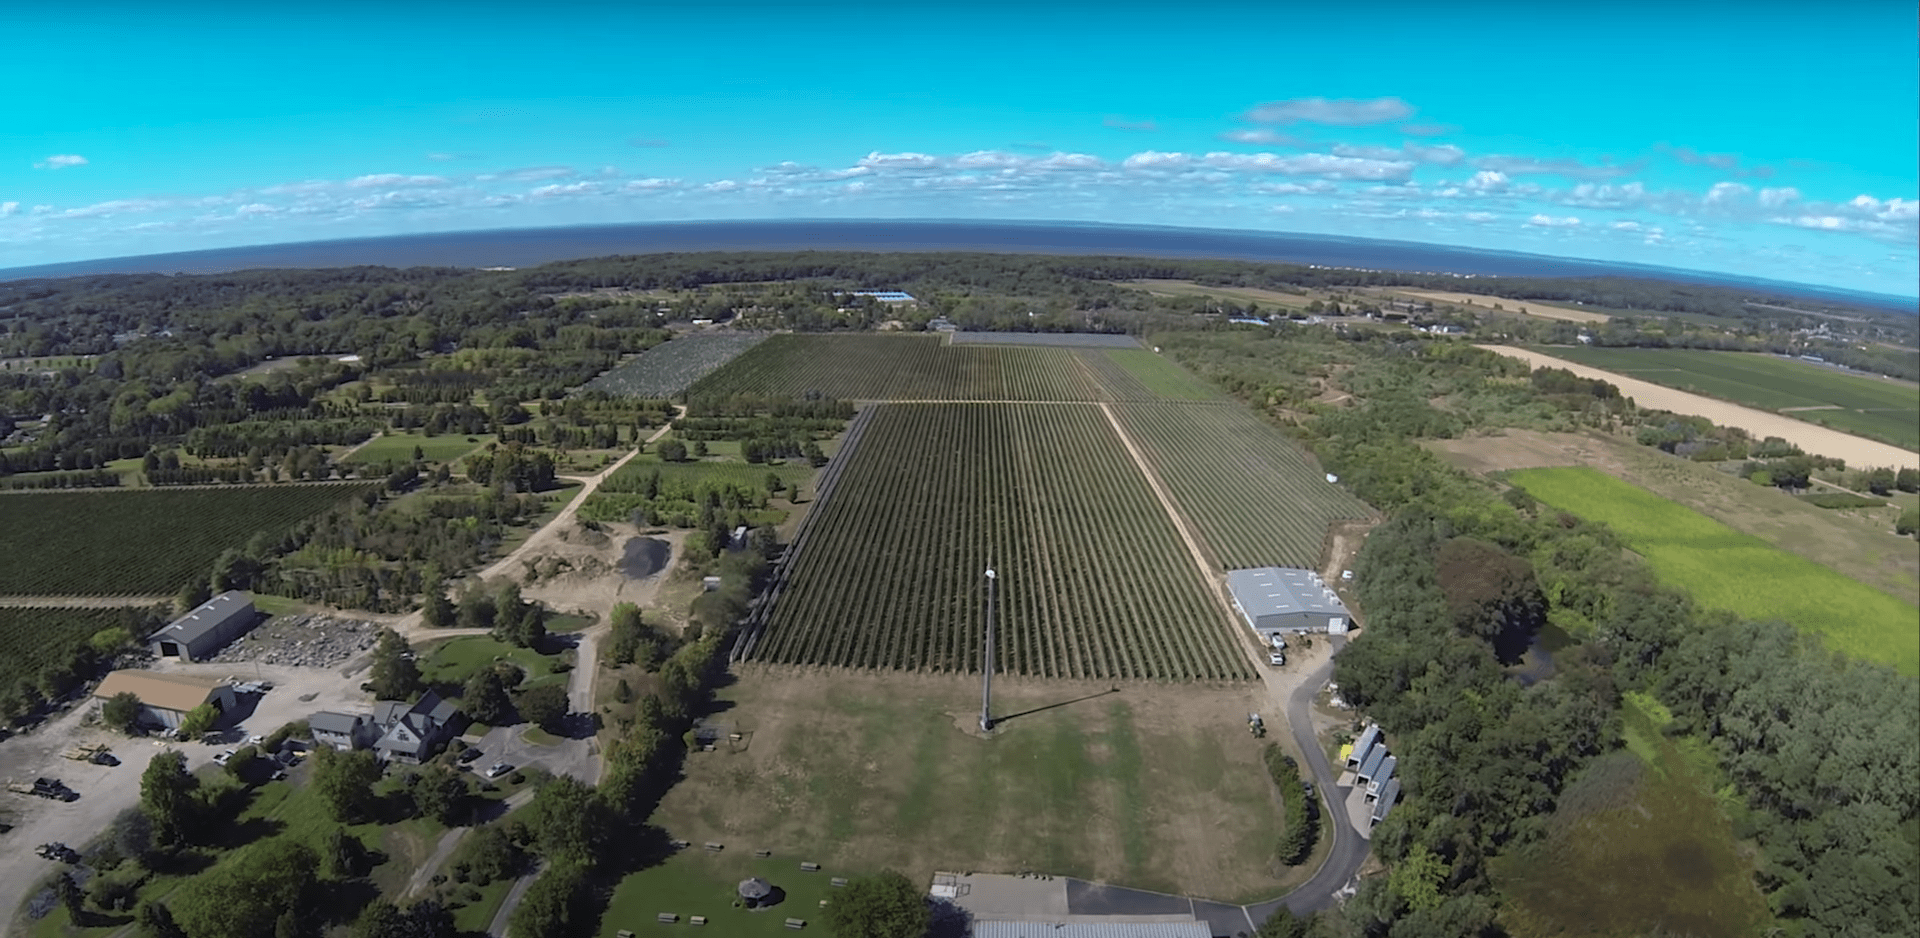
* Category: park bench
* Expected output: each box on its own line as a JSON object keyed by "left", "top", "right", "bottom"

{"left": 799, "top": 861, "right": 821, "bottom": 871}
{"left": 785, "top": 918, "right": 806, "bottom": 929}
{"left": 657, "top": 912, "right": 678, "bottom": 923}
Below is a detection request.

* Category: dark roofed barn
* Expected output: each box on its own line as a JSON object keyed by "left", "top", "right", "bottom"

{"left": 149, "top": 591, "right": 257, "bottom": 663}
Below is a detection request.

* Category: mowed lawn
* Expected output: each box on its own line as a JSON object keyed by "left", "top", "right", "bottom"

{"left": 599, "top": 853, "right": 844, "bottom": 937}
{"left": 1527, "top": 347, "right": 1919, "bottom": 450}
{"left": 1103, "top": 349, "right": 1221, "bottom": 400}
{"left": 343, "top": 432, "right": 493, "bottom": 466}
{"left": 650, "top": 671, "right": 1283, "bottom": 902}
{"left": 1511, "top": 467, "right": 1920, "bottom": 674}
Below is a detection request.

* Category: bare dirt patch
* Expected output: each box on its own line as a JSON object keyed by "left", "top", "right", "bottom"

{"left": 1479, "top": 346, "right": 1918, "bottom": 470}
{"left": 514, "top": 520, "right": 686, "bottom": 624}
{"left": 1401, "top": 291, "right": 1611, "bottom": 323}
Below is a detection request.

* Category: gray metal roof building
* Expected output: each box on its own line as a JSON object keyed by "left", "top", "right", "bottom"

{"left": 149, "top": 591, "right": 257, "bottom": 663}
{"left": 1370, "top": 777, "right": 1401, "bottom": 826}
{"left": 1348, "top": 724, "right": 1382, "bottom": 769}
{"left": 1357, "top": 745, "right": 1389, "bottom": 784}
{"left": 972, "top": 922, "right": 1212, "bottom": 938}
{"left": 1225, "top": 567, "right": 1350, "bottom": 639}
{"left": 1367, "top": 756, "right": 1398, "bottom": 800}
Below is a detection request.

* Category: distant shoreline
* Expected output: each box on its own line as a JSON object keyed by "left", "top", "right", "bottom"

{"left": 3, "top": 218, "right": 1914, "bottom": 313}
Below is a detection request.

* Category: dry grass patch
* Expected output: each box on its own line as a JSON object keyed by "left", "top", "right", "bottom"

{"left": 1398, "top": 290, "right": 1610, "bottom": 323}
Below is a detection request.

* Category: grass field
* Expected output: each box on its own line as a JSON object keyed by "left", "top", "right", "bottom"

{"left": 341, "top": 432, "right": 493, "bottom": 466}
{"left": 1113, "top": 403, "right": 1370, "bottom": 569}
{"left": 599, "top": 853, "right": 845, "bottom": 937}
{"left": 580, "top": 333, "right": 770, "bottom": 397}
{"left": 1116, "top": 279, "right": 1312, "bottom": 309}
{"left": 1399, "top": 290, "right": 1611, "bottom": 323}
{"left": 688, "top": 334, "right": 1105, "bottom": 402}
{"left": 1509, "top": 467, "right": 1920, "bottom": 673}
{"left": 1493, "top": 693, "right": 1769, "bottom": 938}
{"left": 650, "top": 670, "right": 1285, "bottom": 902}
{"left": 580, "top": 452, "right": 817, "bottom": 524}
{"left": 1526, "top": 346, "right": 1919, "bottom": 450}
{"left": 418, "top": 634, "right": 565, "bottom": 688}
{"left": 1084, "top": 349, "right": 1221, "bottom": 401}
{"left": 0, "top": 485, "right": 372, "bottom": 596}
{"left": 0, "top": 607, "right": 155, "bottom": 692}
{"left": 750, "top": 403, "right": 1249, "bottom": 680}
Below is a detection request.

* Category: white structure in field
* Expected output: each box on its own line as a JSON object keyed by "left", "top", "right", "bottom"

{"left": 1225, "top": 567, "right": 1350, "bottom": 643}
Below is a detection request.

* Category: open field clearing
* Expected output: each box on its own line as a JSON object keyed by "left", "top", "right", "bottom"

{"left": 690, "top": 334, "right": 1105, "bottom": 401}
{"left": 579, "top": 453, "right": 816, "bottom": 525}
{"left": 1493, "top": 694, "right": 1769, "bottom": 938}
{"left": 652, "top": 669, "right": 1284, "bottom": 901}
{"left": 0, "top": 485, "right": 373, "bottom": 596}
{"left": 580, "top": 332, "right": 769, "bottom": 397}
{"left": 749, "top": 403, "right": 1250, "bottom": 680}
{"left": 1481, "top": 346, "right": 1919, "bottom": 469}
{"left": 1429, "top": 429, "right": 1918, "bottom": 606}
{"left": 1521, "top": 346, "right": 1919, "bottom": 450}
{"left": 1113, "top": 403, "right": 1370, "bottom": 569}
{"left": 340, "top": 431, "right": 493, "bottom": 466}
{"left": 1398, "top": 290, "right": 1611, "bottom": 323}
{"left": 948, "top": 331, "right": 1140, "bottom": 348}
{"left": 1509, "top": 467, "right": 1919, "bottom": 674}
{"left": 1083, "top": 349, "right": 1222, "bottom": 401}
{"left": 0, "top": 606, "right": 155, "bottom": 690}
{"left": 1116, "top": 279, "right": 1312, "bottom": 308}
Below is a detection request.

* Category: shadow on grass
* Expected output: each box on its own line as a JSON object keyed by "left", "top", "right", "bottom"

{"left": 991, "top": 687, "right": 1122, "bottom": 727}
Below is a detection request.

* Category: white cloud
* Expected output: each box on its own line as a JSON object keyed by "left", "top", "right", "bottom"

{"left": 1561, "top": 181, "right": 1647, "bottom": 208}
{"left": 1332, "top": 142, "right": 1464, "bottom": 166}
{"left": 1526, "top": 214, "right": 1581, "bottom": 228}
{"left": 59, "top": 198, "right": 169, "bottom": 219}
{"left": 1243, "top": 96, "right": 1415, "bottom": 126}
{"left": 0, "top": 201, "right": 16, "bottom": 217}
{"left": 476, "top": 166, "right": 575, "bottom": 182}
{"left": 1252, "top": 181, "right": 1338, "bottom": 195}
{"left": 1474, "top": 155, "right": 1634, "bottom": 180}
{"left": 702, "top": 180, "right": 740, "bottom": 192}
{"left": 1704, "top": 181, "right": 1750, "bottom": 204}
{"left": 1199, "top": 151, "right": 1413, "bottom": 180}
{"left": 235, "top": 203, "right": 279, "bottom": 216}
{"left": 858, "top": 151, "right": 941, "bottom": 170}
{"left": 1465, "top": 170, "right": 1509, "bottom": 193}
{"left": 1123, "top": 151, "right": 1190, "bottom": 170}
{"left": 528, "top": 182, "right": 596, "bottom": 198}
{"left": 1846, "top": 194, "right": 1918, "bottom": 221}
{"left": 33, "top": 154, "right": 88, "bottom": 170}
{"left": 31, "top": 204, "right": 52, "bottom": 215}
{"left": 1610, "top": 220, "right": 1642, "bottom": 231}
{"left": 622, "top": 178, "right": 681, "bottom": 191}
{"left": 1463, "top": 212, "right": 1496, "bottom": 222}
{"left": 1758, "top": 187, "right": 1800, "bottom": 209}
{"left": 1219, "top": 128, "right": 1306, "bottom": 146}
{"left": 347, "top": 173, "right": 449, "bottom": 189}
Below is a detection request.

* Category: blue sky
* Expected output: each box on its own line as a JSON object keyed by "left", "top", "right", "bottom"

{"left": 5, "top": 1, "right": 1916, "bottom": 296}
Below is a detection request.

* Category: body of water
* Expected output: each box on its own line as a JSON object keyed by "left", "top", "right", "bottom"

{"left": 2, "top": 219, "right": 1912, "bottom": 313}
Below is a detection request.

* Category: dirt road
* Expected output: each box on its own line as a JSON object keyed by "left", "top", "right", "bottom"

{"left": 0, "top": 596, "right": 169, "bottom": 608}
{"left": 1479, "top": 346, "right": 1918, "bottom": 470}
{"left": 1096, "top": 402, "right": 1238, "bottom": 627}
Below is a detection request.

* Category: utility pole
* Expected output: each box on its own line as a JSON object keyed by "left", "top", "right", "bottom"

{"left": 980, "top": 567, "right": 997, "bottom": 732}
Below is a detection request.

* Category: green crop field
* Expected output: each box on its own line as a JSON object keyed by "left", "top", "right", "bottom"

{"left": 341, "top": 432, "right": 492, "bottom": 466}
{"left": 579, "top": 453, "right": 817, "bottom": 524}
{"left": 580, "top": 332, "right": 770, "bottom": 397}
{"left": 1510, "top": 467, "right": 1920, "bottom": 674}
{"left": 687, "top": 334, "right": 1105, "bottom": 402}
{"left": 749, "top": 403, "right": 1250, "bottom": 680}
{"left": 0, "top": 485, "right": 372, "bottom": 596}
{"left": 1113, "top": 403, "right": 1371, "bottom": 569}
{"left": 0, "top": 607, "right": 155, "bottom": 689}
{"left": 1528, "top": 346, "right": 1920, "bottom": 450}
{"left": 1081, "top": 349, "right": 1222, "bottom": 401}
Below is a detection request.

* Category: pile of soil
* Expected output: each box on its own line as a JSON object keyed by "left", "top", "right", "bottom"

{"left": 621, "top": 537, "right": 671, "bottom": 579}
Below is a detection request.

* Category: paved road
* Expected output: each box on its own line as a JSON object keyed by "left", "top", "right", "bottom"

{"left": 405, "top": 789, "right": 538, "bottom": 899}
{"left": 489, "top": 859, "right": 544, "bottom": 937}
{"left": 1254, "top": 646, "right": 1366, "bottom": 918}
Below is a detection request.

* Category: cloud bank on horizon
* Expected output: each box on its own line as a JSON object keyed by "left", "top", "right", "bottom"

{"left": 4, "top": 2, "right": 1915, "bottom": 297}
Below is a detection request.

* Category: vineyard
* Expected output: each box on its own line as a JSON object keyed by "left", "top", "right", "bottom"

{"left": 1111, "top": 403, "right": 1371, "bottom": 569}
{"left": 1079, "top": 349, "right": 1222, "bottom": 402}
{"left": 580, "top": 332, "right": 770, "bottom": 397}
{"left": 0, "top": 607, "right": 154, "bottom": 690}
{"left": 948, "top": 332, "right": 1140, "bottom": 348}
{"left": 0, "top": 485, "right": 372, "bottom": 596}
{"left": 687, "top": 334, "right": 1106, "bottom": 402}
{"left": 748, "top": 403, "right": 1251, "bottom": 681}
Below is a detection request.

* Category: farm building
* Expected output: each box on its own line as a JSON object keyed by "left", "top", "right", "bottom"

{"left": 310, "top": 711, "right": 378, "bottom": 751}
{"left": 1346, "top": 723, "right": 1382, "bottom": 770}
{"left": 92, "top": 671, "right": 237, "bottom": 730}
{"left": 370, "top": 691, "right": 467, "bottom": 764}
{"left": 149, "top": 591, "right": 258, "bottom": 663}
{"left": 1225, "top": 567, "right": 1350, "bottom": 642}
{"left": 850, "top": 291, "right": 917, "bottom": 303}
{"left": 1370, "top": 777, "right": 1401, "bottom": 828}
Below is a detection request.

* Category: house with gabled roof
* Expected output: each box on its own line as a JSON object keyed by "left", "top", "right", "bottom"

{"left": 368, "top": 691, "right": 467, "bottom": 764}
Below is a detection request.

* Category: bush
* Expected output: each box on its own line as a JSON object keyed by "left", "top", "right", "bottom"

{"left": 1264, "top": 744, "right": 1317, "bottom": 866}
{"left": 1897, "top": 507, "right": 1918, "bottom": 538}
{"left": 1802, "top": 492, "right": 1886, "bottom": 509}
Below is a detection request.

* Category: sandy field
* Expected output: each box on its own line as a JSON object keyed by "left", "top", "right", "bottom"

{"left": 1480, "top": 346, "right": 1918, "bottom": 470}
{"left": 1403, "top": 291, "right": 1611, "bottom": 323}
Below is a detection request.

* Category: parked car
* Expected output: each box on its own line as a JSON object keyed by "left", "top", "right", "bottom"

{"left": 1269, "top": 651, "right": 1286, "bottom": 666}
{"left": 457, "top": 747, "right": 483, "bottom": 765}
{"left": 90, "top": 750, "right": 120, "bottom": 766}
{"left": 212, "top": 749, "right": 236, "bottom": 766}
{"left": 35, "top": 842, "right": 80, "bottom": 863}
{"left": 1341, "top": 570, "right": 1354, "bottom": 581}
{"left": 485, "top": 762, "right": 514, "bottom": 779}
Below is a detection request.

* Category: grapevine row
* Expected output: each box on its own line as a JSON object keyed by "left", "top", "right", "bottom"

{"left": 688, "top": 335, "right": 1107, "bottom": 402}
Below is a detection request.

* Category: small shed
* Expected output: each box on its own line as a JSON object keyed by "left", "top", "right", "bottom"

{"left": 1347, "top": 724, "right": 1381, "bottom": 770}
{"left": 738, "top": 877, "right": 774, "bottom": 908}
{"left": 1357, "top": 744, "right": 1389, "bottom": 785}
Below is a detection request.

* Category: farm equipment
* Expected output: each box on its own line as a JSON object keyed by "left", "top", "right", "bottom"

{"left": 61, "top": 743, "right": 109, "bottom": 762}
{"left": 1247, "top": 713, "right": 1266, "bottom": 738}
{"left": 7, "top": 778, "right": 78, "bottom": 801}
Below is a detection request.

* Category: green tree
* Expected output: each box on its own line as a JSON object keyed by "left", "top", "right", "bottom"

{"left": 525, "top": 776, "right": 608, "bottom": 862}
{"left": 406, "top": 766, "right": 470, "bottom": 825}
{"left": 312, "top": 747, "right": 384, "bottom": 823}
{"left": 822, "top": 870, "right": 930, "bottom": 938}
{"left": 323, "top": 826, "right": 373, "bottom": 880}
{"left": 656, "top": 438, "right": 688, "bottom": 462}
{"left": 170, "top": 838, "right": 317, "bottom": 938}
{"left": 461, "top": 666, "right": 517, "bottom": 725}
{"left": 368, "top": 628, "right": 422, "bottom": 700}
{"left": 88, "top": 626, "right": 133, "bottom": 658}
{"left": 103, "top": 691, "right": 143, "bottom": 733}
{"left": 515, "top": 683, "right": 569, "bottom": 732}
{"left": 1388, "top": 844, "right": 1449, "bottom": 914}
{"left": 507, "top": 862, "right": 589, "bottom": 938}
{"left": 136, "top": 900, "right": 185, "bottom": 938}
{"left": 421, "top": 580, "right": 456, "bottom": 629}
{"left": 461, "top": 823, "right": 526, "bottom": 885}
{"left": 56, "top": 870, "right": 85, "bottom": 922}
{"left": 139, "top": 750, "right": 200, "bottom": 845}
{"left": 225, "top": 744, "right": 257, "bottom": 780}
{"left": 173, "top": 582, "right": 211, "bottom": 617}
{"left": 178, "top": 703, "right": 217, "bottom": 739}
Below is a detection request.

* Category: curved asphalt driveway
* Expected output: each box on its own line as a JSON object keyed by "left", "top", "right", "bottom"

{"left": 1254, "top": 647, "right": 1365, "bottom": 917}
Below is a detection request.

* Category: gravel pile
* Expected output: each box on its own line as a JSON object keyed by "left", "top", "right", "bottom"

{"left": 208, "top": 613, "right": 379, "bottom": 669}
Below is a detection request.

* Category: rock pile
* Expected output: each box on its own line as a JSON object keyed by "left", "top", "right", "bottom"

{"left": 208, "top": 614, "right": 379, "bottom": 669}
